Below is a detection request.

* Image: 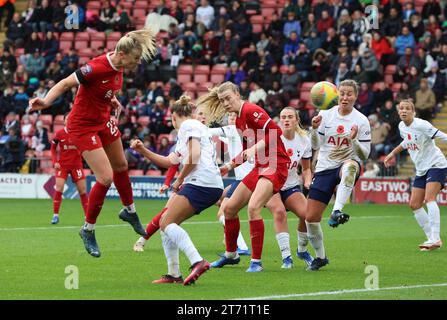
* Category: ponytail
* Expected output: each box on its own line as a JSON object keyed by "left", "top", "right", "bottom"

{"left": 115, "top": 28, "right": 157, "bottom": 62}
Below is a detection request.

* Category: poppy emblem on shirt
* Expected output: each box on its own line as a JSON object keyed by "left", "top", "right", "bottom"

{"left": 81, "top": 64, "right": 92, "bottom": 75}
{"left": 337, "top": 125, "right": 344, "bottom": 134}
{"left": 115, "top": 76, "right": 119, "bottom": 83}
{"left": 408, "top": 133, "right": 411, "bottom": 140}
{"left": 287, "top": 148, "right": 293, "bottom": 157}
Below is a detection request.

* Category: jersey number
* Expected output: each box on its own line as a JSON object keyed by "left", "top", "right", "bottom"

{"left": 106, "top": 120, "right": 119, "bottom": 136}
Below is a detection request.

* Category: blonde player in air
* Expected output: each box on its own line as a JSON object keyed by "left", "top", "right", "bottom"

{"left": 307, "top": 79, "right": 371, "bottom": 270}
{"left": 384, "top": 99, "right": 447, "bottom": 251}
{"left": 131, "top": 95, "right": 223, "bottom": 285}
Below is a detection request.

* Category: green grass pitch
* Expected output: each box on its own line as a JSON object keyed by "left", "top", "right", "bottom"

{"left": 0, "top": 199, "right": 446, "bottom": 300}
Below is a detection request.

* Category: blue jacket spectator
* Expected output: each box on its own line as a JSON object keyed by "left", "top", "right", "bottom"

{"left": 283, "top": 11, "right": 301, "bottom": 38}
{"left": 395, "top": 26, "right": 416, "bottom": 56}
{"left": 282, "top": 31, "right": 300, "bottom": 65}
{"left": 224, "top": 61, "right": 246, "bottom": 86}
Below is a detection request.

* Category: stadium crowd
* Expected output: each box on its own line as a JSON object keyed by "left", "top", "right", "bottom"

{"left": 0, "top": 0, "right": 447, "bottom": 176}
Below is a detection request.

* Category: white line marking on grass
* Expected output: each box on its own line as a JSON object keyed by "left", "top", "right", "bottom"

{"left": 234, "top": 283, "right": 447, "bottom": 300}
{"left": 0, "top": 216, "right": 397, "bottom": 232}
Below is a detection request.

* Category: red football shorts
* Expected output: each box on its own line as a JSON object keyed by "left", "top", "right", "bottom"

{"left": 241, "top": 164, "right": 288, "bottom": 194}
{"left": 69, "top": 120, "right": 121, "bottom": 153}
{"left": 56, "top": 168, "right": 86, "bottom": 183}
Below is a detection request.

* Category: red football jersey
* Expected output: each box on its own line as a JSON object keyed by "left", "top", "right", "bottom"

{"left": 235, "top": 102, "right": 290, "bottom": 167}
{"left": 52, "top": 128, "right": 83, "bottom": 169}
{"left": 68, "top": 53, "right": 123, "bottom": 133}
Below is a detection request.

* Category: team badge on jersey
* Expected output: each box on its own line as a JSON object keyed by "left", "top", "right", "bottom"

{"left": 81, "top": 64, "right": 92, "bottom": 75}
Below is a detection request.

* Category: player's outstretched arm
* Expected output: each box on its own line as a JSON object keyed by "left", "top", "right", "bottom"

{"left": 310, "top": 115, "right": 323, "bottom": 150}
{"left": 433, "top": 129, "right": 447, "bottom": 144}
{"left": 130, "top": 139, "right": 175, "bottom": 169}
{"left": 383, "top": 145, "right": 404, "bottom": 168}
{"left": 28, "top": 74, "right": 78, "bottom": 112}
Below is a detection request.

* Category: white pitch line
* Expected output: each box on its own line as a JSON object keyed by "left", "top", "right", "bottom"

{"left": 234, "top": 283, "right": 447, "bottom": 300}
{"left": 0, "top": 216, "right": 397, "bottom": 232}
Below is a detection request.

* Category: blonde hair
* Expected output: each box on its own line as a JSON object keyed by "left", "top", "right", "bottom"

{"left": 281, "top": 107, "right": 307, "bottom": 137}
{"left": 115, "top": 28, "right": 157, "bottom": 62}
{"left": 398, "top": 99, "right": 415, "bottom": 111}
{"left": 171, "top": 95, "right": 194, "bottom": 117}
{"left": 339, "top": 79, "right": 359, "bottom": 96}
{"left": 197, "top": 82, "right": 240, "bottom": 124}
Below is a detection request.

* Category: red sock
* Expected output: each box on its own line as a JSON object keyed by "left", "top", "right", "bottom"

{"left": 80, "top": 193, "right": 88, "bottom": 216}
{"left": 144, "top": 207, "right": 167, "bottom": 240}
{"left": 113, "top": 170, "right": 133, "bottom": 206}
{"left": 249, "top": 219, "right": 264, "bottom": 260}
{"left": 224, "top": 218, "right": 240, "bottom": 253}
{"left": 85, "top": 182, "right": 110, "bottom": 224}
{"left": 53, "top": 191, "right": 62, "bottom": 214}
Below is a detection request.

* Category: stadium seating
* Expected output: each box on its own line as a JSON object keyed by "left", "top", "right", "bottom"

{"left": 146, "top": 169, "right": 162, "bottom": 176}
{"left": 129, "top": 169, "right": 144, "bottom": 176}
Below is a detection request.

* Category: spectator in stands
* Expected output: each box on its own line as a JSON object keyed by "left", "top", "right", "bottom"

{"left": 373, "top": 81, "right": 393, "bottom": 110}
{"left": 322, "top": 27, "right": 339, "bottom": 55}
{"left": 228, "top": 0, "right": 244, "bottom": 23}
{"left": 97, "top": 0, "right": 117, "bottom": 31}
{"left": 2, "top": 111, "right": 19, "bottom": 135}
{"left": 5, "top": 13, "right": 25, "bottom": 48}
{"left": 405, "top": 66, "right": 422, "bottom": 92}
{"left": 396, "top": 81, "right": 414, "bottom": 102}
{"left": 22, "top": 32, "right": 40, "bottom": 58}
{"left": 333, "top": 61, "right": 351, "bottom": 87}
{"left": 216, "top": 28, "right": 238, "bottom": 65}
{"left": 396, "top": 47, "right": 421, "bottom": 82}
{"left": 293, "top": 43, "right": 312, "bottom": 81}
{"left": 266, "top": 12, "right": 284, "bottom": 39}
{"left": 371, "top": 31, "right": 394, "bottom": 67}
{"left": 156, "top": 136, "right": 172, "bottom": 157}
{"left": 33, "top": 84, "right": 47, "bottom": 99}
{"left": 414, "top": 78, "right": 436, "bottom": 121}
{"left": 0, "top": 0, "right": 15, "bottom": 30}
{"left": 361, "top": 48, "right": 382, "bottom": 83}
{"left": 351, "top": 63, "right": 368, "bottom": 85}
{"left": 435, "top": 43, "right": 447, "bottom": 74}
{"left": 0, "top": 86, "right": 14, "bottom": 118}
{"left": 238, "top": 80, "right": 250, "bottom": 100}
{"left": 225, "top": 61, "right": 245, "bottom": 86}
{"left": 248, "top": 81, "right": 267, "bottom": 106}
{"left": 417, "top": 47, "right": 434, "bottom": 75}
{"left": 24, "top": 48, "right": 45, "bottom": 78}
{"left": 31, "top": 120, "right": 50, "bottom": 152}
{"left": 425, "top": 14, "right": 440, "bottom": 36}
{"left": 155, "top": 0, "right": 170, "bottom": 15}
{"left": 256, "top": 32, "right": 270, "bottom": 53}
{"left": 296, "top": 0, "right": 310, "bottom": 24}
{"left": 29, "top": 0, "right": 53, "bottom": 34}
{"left": 422, "top": 0, "right": 442, "bottom": 19}
{"left": 426, "top": 61, "right": 446, "bottom": 106}
{"left": 13, "top": 64, "right": 29, "bottom": 86}
{"left": 13, "top": 85, "right": 29, "bottom": 115}
{"left": 265, "top": 80, "right": 289, "bottom": 118}
{"left": 281, "top": 63, "right": 299, "bottom": 97}
{"left": 281, "top": 0, "right": 299, "bottom": 20}
{"left": 196, "top": 0, "right": 214, "bottom": 36}
{"left": 4, "top": 127, "right": 25, "bottom": 172}
{"left": 115, "top": 4, "right": 132, "bottom": 32}
{"left": 283, "top": 11, "right": 301, "bottom": 39}
{"left": 357, "top": 82, "right": 375, "bottom": 116}
{"left": 316, "top": 9, "right": 334, "bottom": 39}
{"left": 282, "top": 30, "right": 300, "bottom": 65}
{"left": 169, "top": 0, "right": 184, "bottom": 23}
{"left": 41, "top": 31, "right": 59, "bottom": 65}
{"left": 409, "top": 13, "right": 425, "bottom": 42}
{"left": 145, "top": 81, "right": 164, "bottom": 105}
{"left": 311, "top": 48, "right": 331, "bottom": 81}
{"left": 382, "top": 7, "right": 403, "bottom": 38}
{"left": 0, "top": 61, "right": 13, "bottom": 91}
{"left": 52, "top": 0, "right": 68, "bottom": 33}
{"left": 44, "top": 61, "right": 62, "bottom": 82}
{"left": 369, "top": 114, "right": 391, "bottom": 160}
{"left": 1, "top": 46, "right": 16, "bottom": 72}
{"left": 168, "top": 78, "right": 182, "bottom": 101}
{"left": 231, "top": 15, "right": 252, "bottom": 49}
{"left": 148, "top": 96, "right": 168, "bottom": 135}
{"left": 395, "top": 26, "right": 416, "bottom": 57}
{"left": 336, "top": 9, "right": 352, "bottom": 36}
{"left": 20, "top": 114, "right": 34, "bottom": 145}
{"left": 379, "top": 100, "right": 400, "bottom": 133}
{"left": 304, "top": 28, "right": 322, "bottom": 55}
{"left": 128, "top": 89, "right": 147, "bottom": 116}
{"left": 240, "top": 43, "right": 259, "bottom": 76}
{"left": 330, "top": 43, "right": 351, "bottom": 76}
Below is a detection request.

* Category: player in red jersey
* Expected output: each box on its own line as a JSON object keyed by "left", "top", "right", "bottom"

{"left": 200, "top": 82, "right": 291, "bottom": 272}
{"left": 50, "top": 114, "right": 88, "bottom": 225}
{"left": 28, "top": 29, "right": 157, "bottom": 257}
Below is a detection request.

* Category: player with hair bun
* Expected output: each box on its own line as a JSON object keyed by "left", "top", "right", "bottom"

{"left": 29, "top": 29, "right": 158, "bottom": 257}
{"left": 307, "top": 79, "right": 371, "bottom": 270}
{"left": 384, "top": 99, "right": 447, "bottom": 251}
{"left": 131, "top": 95, "right": 224, "bottom": 285}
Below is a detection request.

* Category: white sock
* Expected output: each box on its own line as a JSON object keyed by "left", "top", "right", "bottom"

{"left": 219, "top": 215, "right": 225, "bottom": 225}
{"left": 426, "top": 201, "right": 441, "bottom": 241}
{"left": 126, "top": 203, "right": 136, "bottom": 214}
{"left": 251, "top": 258, "right": 261, "bottom": 263}
{"left": 306, "top": 221, "right": 325, "bottom": 259}
{"left": 413, "top": 207, "right": 431, "bottom": 240}
{"left": 137, "top": 237, "right": 147, "bottom": 245}
{"left": 276, "top": 232, "right": 291, "bottom": 259}
{"left": 333, "top": 163, "right": 357, "bottom": 212}
{"left": 83, "top": 222, "right": 95, "bottom": 231}
{"left": 53, "top": 213, "right": 59, "bottom": 217}
{"left": 164, "top": 223, "right": 202, "bottom": 266}
{"left": 297, "top": 231, "right": 309, "bottom": 253}
{"left": 161, "top": 231, "right": 181, "bottom": 277}
{"left": 237, "top": 232, "right": 249, "bottom": 251}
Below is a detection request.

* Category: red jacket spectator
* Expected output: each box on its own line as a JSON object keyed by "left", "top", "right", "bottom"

{"left": 316, "top": 10, "right": 334, "bottom": 33}
{"left": 371, "top": 33, "right": 394, "bottom": 62}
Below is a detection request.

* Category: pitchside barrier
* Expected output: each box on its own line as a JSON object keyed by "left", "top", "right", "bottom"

{"left": 1, "top": 174, "right": 446, "bottom": 205}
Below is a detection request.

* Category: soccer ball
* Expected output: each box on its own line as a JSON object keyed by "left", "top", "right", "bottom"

{"left": 310, "top": 81, "right": 339, "bottom": 110}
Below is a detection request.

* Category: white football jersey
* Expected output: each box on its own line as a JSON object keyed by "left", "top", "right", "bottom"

{"left": 314, "top": 105, "right": 371, "bottom": 173}
{"left": 209, "top": 125, "right": 254, "bottom": 180}
{"left": 281, "top": 133, "right": 312, "bottom": 191}
{"left": 175, "top": 119, "right": 224, "bottom": 189}
{"left": 399, "top": 118, "right": 447, "bottom": 176}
